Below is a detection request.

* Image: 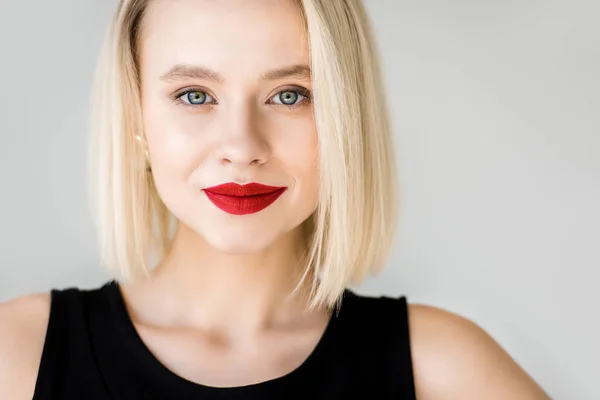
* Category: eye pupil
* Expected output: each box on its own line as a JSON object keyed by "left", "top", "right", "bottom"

{"left": 280, "top": 91, "right": 298, "bottom": 105}
{"left": 188, "top": 91, "right": 206, "bottom": 104}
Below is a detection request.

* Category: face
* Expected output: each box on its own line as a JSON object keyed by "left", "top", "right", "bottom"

{"left": 138, "top": 0, "right": 319, "bottom": 254}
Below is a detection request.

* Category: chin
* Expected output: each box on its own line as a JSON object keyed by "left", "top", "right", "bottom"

{"left": 202, "top": 228, "right": 281, "bottom": 255}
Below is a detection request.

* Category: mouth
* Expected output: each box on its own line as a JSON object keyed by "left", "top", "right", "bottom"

{"left": 203, "top": 182, "right": 288, "bottom": 215}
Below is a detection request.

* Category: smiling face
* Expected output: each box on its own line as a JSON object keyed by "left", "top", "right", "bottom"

{"left": 138, "top": 0, "right": 319, "bottom": 254}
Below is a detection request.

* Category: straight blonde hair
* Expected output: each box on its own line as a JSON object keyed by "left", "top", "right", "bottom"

{"left": 88, "top": 0, "right": 399, "bottom": 309}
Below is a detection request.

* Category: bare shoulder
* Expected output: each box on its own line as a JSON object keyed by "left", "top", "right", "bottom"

{"left": 0, "top": 293, "right": 51, "bottom": 399}
{"left": 407, "top": 303, "right": 550, "bottom": 400}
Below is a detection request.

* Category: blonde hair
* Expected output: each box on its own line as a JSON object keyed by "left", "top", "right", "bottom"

{"left": 88, "top": 0, "right": 399, "bottom": 309}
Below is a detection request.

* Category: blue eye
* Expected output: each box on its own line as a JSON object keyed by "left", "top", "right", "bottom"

{"left": 172, "top": 87, "right": 311, "bottom": 109}
{"left": 187, "top": 91, "right": 206, "bottom": 104}
{"left": 271, "top": 89, "right": 311, "bottom": 107}
{"left": 177, "top": 90, "right": 215, "bottom": 106}
{"left": 278, "top": 91, "right": 298, "bottom": 105}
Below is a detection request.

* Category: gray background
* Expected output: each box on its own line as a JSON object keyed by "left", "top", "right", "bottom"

{"left": 1, "top": 0, "right": 598, "bottom": 398}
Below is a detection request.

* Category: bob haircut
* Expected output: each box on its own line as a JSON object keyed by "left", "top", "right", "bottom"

{"left": 88, "top": 0, "right": 399, "bottom": 309}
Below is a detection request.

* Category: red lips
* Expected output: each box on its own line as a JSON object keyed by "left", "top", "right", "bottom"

{"left": 203, "top": 182, "right": 287, "bottom": 215}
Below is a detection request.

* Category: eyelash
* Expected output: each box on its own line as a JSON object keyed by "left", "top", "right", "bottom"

{"left": 171, "top": 86, "right": 312, "bottom": 110}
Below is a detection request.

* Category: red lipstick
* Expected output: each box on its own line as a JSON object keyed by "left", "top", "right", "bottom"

{"left": 203, "top": 182, "right": 287, "bottom": 215}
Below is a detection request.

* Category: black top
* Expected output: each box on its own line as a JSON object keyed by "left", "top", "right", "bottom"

{"left": 33, "top": 281, "right": 416, "bottom": 399}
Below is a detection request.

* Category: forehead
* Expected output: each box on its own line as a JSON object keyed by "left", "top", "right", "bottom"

{"left": 139, "top": 0, "right": 308, "bottom": 78}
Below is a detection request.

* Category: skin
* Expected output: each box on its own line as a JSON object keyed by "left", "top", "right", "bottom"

{"left": 0, "top": 0, "right": 549, "bottom": 398}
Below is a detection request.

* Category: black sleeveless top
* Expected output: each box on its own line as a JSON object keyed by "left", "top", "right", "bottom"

{"left": 33, "top": 281, "right": 416, "bottom": 399}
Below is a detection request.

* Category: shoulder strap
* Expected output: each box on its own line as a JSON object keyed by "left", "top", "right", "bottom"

{"left": 32, "top": 287, "right": 95, "bottom": 399}
{"left": 386, "top": 296, "right": 417, "bottom": 400}
{"left": 34, "top": 288, "right": 73, "bottom": 398}
{"left": 340, "top": 292, "right": 417, "bottom": 399}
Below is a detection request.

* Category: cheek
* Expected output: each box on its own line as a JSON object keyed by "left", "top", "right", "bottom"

{"left": 273, "top": 113, "right": 318, "bottom": 169}
{"left": 142, "top": 98, "right": 214, "bottom": 179}
{"left": 272, "top": 118, "right": 320, "bottom": 205}
{"left": 141, "top": 100, "right": 217, "bottom": 217}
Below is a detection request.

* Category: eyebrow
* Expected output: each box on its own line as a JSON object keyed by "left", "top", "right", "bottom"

{"left": 159, "top": 64, "right": 312, "bottom": 83}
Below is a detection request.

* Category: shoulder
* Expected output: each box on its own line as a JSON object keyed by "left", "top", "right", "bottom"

{"left": 0, "top": 293, "right": 51, "bottom": 399}
{"left": 407, "top": 303, "right": 550, "bottom": 399}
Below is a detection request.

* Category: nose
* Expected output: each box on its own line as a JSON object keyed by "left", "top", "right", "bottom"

{"left": 214, "top": 104, "right": 271, "bottom": 168}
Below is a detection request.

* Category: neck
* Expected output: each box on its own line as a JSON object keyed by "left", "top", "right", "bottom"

{"left": 122, "top": 222, "right": 320, "bottom": 339}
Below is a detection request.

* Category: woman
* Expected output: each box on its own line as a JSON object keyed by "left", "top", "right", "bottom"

{"left": 0, "top": 0, "right": 549, "bottom": 398}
